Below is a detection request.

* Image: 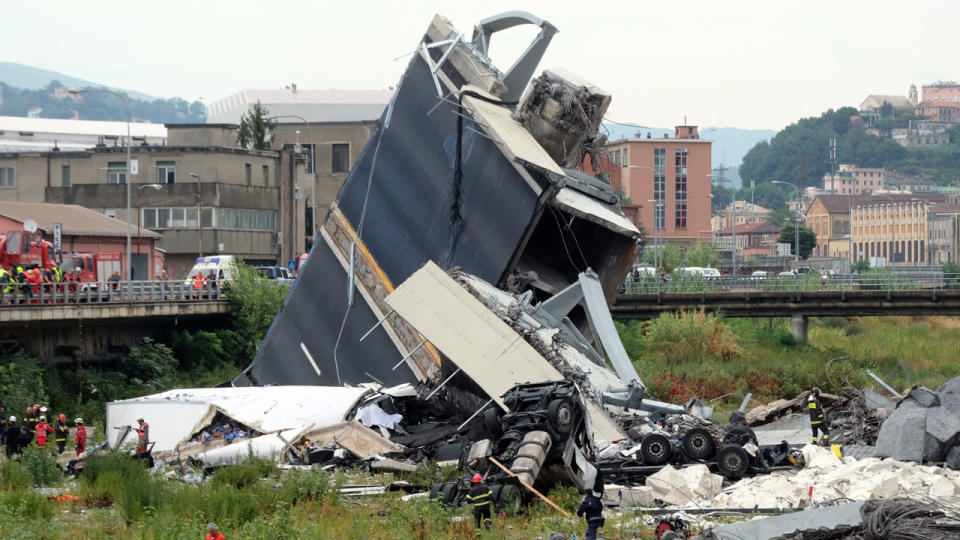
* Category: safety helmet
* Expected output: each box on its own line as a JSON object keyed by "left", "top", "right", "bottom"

{"left": 17, "top": 267, "right": 23, "bottom": 273}
{"left": 471, "top": 474, "right": 482, "bottom": 483}
{"left": 40, "top": 406, "right": 47, "bottom": 413}
{"left": 58, "top": 413, "right": 66, "bottom": 421}
{"left": 75, "top": 418, "right": 83, "bottom": 425}
{"left": 8, "top": 415, "right": 16, "bottom": 422}
{"left": 39, "top": 415, "right": 46, "bottom": 422}
{"left": 811, "top": 387, "right": 821, "bottom": 396}
{"left": 32, "top": 404, "right": 39, "bottom": 409}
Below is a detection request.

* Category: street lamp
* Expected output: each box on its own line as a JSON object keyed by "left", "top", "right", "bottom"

{"left": 646, "top": 199, "right": 663, "bottom": 269}
{"left": 772, "top": 181, "right": 800, "bottom": 269}
{"left": 69, "top": 87, "right": 133, "bottom": 280}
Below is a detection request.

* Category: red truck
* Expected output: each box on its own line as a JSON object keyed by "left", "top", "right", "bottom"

{"left": 0, "top": 232, "right": 56, "bottom": 270}
{"left": 59, "top": 252, "right": 122, "bottom": 285}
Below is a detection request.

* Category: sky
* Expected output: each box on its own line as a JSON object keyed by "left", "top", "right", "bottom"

{"left": 2, "top": 0, "right": 958, "bottom": 130}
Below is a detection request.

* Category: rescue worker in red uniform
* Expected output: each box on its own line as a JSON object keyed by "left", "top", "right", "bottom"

{"left": 74, "top": 418, "right": 87, "bottom": 456}
{"left": 35, "top": 415, "right": 53, "bottom": 448}
{"left": 136, "top": 418, "right": 150, "bottom": 453}
{"left": 205, "top": 522, "right": 226, "bottom": 540}
{"left": 465, "top": 474, "right": 492, "bottom": 531}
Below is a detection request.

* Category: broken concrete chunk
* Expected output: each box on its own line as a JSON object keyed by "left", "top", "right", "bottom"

{"left": 603, "top": 484, "right": 655, "bottom": 507}
{"left": 875, "top": 401, "right": 928, "bottom": 462}
{"left": 905, "top": 386, "right": 941, "bottom": 408}
{"left": 645, "top": 464, "right": 722, "bottom": 506}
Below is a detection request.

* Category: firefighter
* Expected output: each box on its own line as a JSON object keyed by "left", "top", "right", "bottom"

{"left": 74, "top": 418, "right": 87, "bottom": 456}
{"left": 15, "top": 266, "right": 29, "bottom": 300}
{"left": 55, "top": 413, "right": 69, "bottom": 454}
{"left": 4, "top": 415, "right": 19, "bottom": 456}
{"left": 35, "top": 415, "right": 53, "bottom": 448}
{"left": 464, "top": 474, "right": 492, "bottom": 531}
{"left": 0, "top": 265, "right": 12, "bottom": 296}
{"left": 577, "top": 489, "right": 605, "bottom": 540}
{"left": 192, "top": 272, "right": 206, "bottom": 299}
{"left": 809, "top": 387, "right": 830, "bottom": 446}
{"left": 26, "top": 405, "right": 38, "bottom": 436}
{"left": 136, "top": 418, "right": 150, "bottom": 454}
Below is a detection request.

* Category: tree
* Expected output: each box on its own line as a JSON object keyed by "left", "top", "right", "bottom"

{"left": 237, "top": 101, "right": 277, "bottom": 150}
{"left": 685, "top": 244, "right": 718, "bottom": 268}
{"left": 223, "top": 261, "right": 290, "bottom": 363}
{"left": 642, "top": 243, "right": 683, "bottom": 274}
{"left": 777, "top": 223, "right": 817, "bottom": 259}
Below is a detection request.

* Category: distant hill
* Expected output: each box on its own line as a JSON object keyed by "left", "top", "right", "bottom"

{"left": 601, "top": 123, "right": 775, "bottom": 187}
{"left": 0, "top": 61, "right": 157, "bottom": 102}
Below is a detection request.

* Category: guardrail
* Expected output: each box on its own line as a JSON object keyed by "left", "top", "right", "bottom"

{"left": 0, "top": 280, "right": 225, "bottom": 306}
{"left": 620, "top": 272, "right": 960, "bottom": 295}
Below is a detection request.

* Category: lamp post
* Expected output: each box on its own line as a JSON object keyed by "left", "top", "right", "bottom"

{"left": 772, "top": 181, "right": 800, "bottom": 270}
{"left": 69, "top": 87, "right": 132, "bottom": 280}
{"left": 189, "top": 173, "right": 204, "bottom": 257}
{"left": 646, "top": 199, "right": 663, "bottom": 269}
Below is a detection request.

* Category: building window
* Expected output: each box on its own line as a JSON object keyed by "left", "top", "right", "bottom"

{"left": 332, "top": 143, "right": 350, "bottom": 173}
{"left": 262, "top": 165, "right": 270, "bottom": 186}
{"left": 674, "top": 147, "right": 688, "bottom": 228}
{"left": 245, "top": 163, "right": 252, "bottom": 185}
{"left": 614, "top": 150, "right": 621, "bottom": 166}
{"left": 156, "top": 161, "right": 175, "bottom": 184}
{"left": 61, "top": 165, "right": 70, "bottom": 187}
{"left": 675, "top": 203, "right": 687, "bottom": 229}
{"left": 302, "top": 144, "right": 315, "bottom": 174}
{"left": 107, "top": 162, "right": 127, "bottom": 184}
{"left": 653, "top": 147, "right": 666, "bottom": 229}
{"left": 622, "top": 148, "right": 628, "bottom": 167}
{"left": 143, "top": 207, "right": 219, "bottom": 229}
{"left": 0, "top": 166, "right": 14, "bottom": 188}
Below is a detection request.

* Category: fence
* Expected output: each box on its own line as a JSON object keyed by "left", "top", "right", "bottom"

{"left": 620, "top": 272, "right": 960, "bottom": 295}
{"left": 0, "top": 280, "right": 225, "bottom": 306}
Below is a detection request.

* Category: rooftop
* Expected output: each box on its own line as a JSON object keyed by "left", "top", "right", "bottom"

{"left": 0, "top": 201, "right": 159, "bottom": 238}
{"left": 0, "top": 116, "right": 168, "bottom": 139}
{"left": 206, "top": 88, "right": 394, "bottom": 124}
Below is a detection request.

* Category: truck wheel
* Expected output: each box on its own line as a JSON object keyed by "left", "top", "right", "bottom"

{"left": 640, "top": 433, "right": 672, "bottom": 465}
{"left": 682, "top": 428, "right": 717, "bottom": 461}
{"left": 716, "top": 444, "right": 751, "bottom": 479}
{"left": 497, "top": 484, "right": 522, "bottom": 515}
{"left": 439, "top": 482, "right": 459, "bottom": 506}
{"left": 483, "top": 407, "right": 502, "bottom": 439}
{"left": 723, "top": 426, "right": 757, "bottom": 446}
{"left": 546, "top": 399, "right": 574, "bottom": 434}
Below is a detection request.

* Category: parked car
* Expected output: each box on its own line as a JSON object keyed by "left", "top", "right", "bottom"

{"left": 256, "top": 266, "right": 294, "bottom": 283}
{"left": 751, "top": 270, "right": 769, "bottom": 277}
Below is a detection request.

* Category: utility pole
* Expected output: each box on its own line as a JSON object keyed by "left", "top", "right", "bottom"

{"left": 714, "top": 165, "right": 734, "bottom": 277}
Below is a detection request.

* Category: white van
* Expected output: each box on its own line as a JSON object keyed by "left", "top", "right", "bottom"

{"left": 680, "top": 267, "right": 721, "bottom": 277}
{"left": 184, "top": 255, "right": 237, "bottom": 284}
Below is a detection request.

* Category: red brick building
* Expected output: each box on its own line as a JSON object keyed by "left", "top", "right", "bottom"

{"left": 599, "top": 126, "right": 712, "bottom": 248}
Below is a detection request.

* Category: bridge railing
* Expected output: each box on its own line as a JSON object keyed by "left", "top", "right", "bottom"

{"left": 620, "top": 272, "right": 960, "bottom": 295}
{"left": 0, "top": 280, "right": 225, "bottom": 306}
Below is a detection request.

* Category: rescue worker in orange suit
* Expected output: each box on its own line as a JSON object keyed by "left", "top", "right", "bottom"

{"left": 54, "top": 413, "right": 70, "bottom": 454}
{"left": 136, "top": 418, "right": 150, "bottom": 454}
{"left": 35, "top": 415, "right": 53, "bottom": 448}
{"left": 809, "top": 387, "right": 830, "bottom": 446}
{"left": 464, "top": 474, "right": 492, "bottom": 531}
{"left": 192, "top": 272, "right": 206, "bottom": 299}
{"left": 205, "top": 522, "right": 226, "bottom": 540}
{"left": 74, "top": 418, "right": 87, "bottom": 456}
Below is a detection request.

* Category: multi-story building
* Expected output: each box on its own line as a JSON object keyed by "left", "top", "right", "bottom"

{"left": 917, "top": 82, "right": 960, "bottom": 123}
{"left": 859, "top": 85, "right": 918, "bottom": 114}
{"left": 821, "top": 164, "right": 887, "bottom": 195}
{"left": 712, "top": 201, "right": 771, "bottom": 232}
{"left": 929, "top": 204, "right": 960, "bottom": 264}
{"left": 603, "top": 126, "right": 712, "bottom": 248}
{"left": 713, "top": 221, "right": 781, "bottom": 260}
{"left": 892, "top": 121, "right": 951, "bottom": 149}
{"left": 807, "top": 195, "right": 856, "bottom": 259}
{"left": 850, "top": 194, "right": 945, "bottom": 265}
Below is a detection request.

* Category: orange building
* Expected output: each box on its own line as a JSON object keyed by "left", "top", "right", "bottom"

{"left": 917, "top": 83, "right": 960, "bottom": 123}
{"left": 601, "top": 126, "right": 712, "bottom": 247}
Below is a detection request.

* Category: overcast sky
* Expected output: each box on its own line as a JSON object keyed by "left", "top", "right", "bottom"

{"left": 3, "top": 0, "right": 956, "bottom": 130}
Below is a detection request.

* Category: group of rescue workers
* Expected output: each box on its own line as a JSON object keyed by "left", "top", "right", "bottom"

{"left": 1, "top": 403, "right": 86, "bottom": 457}
{"left": 190, "top": 269, "right": 221, "bottom": 298}
{"left": 0, "top": 263, "right": 85, "bottom": 300}
{"left": 465, "top": 474, "right": 605, "bottom": 539}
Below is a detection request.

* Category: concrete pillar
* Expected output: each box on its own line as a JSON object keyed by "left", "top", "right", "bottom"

{"left": 791, "top": 314, "right": 808, "bottom": 344}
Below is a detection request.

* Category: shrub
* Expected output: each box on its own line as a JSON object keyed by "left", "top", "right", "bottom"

{"left": 280, "top": 468, "right": 332, "bottom": 505}
{"left": 0, "top": 491, "right": 55, "bottom": 519}
{"left": 643, "top": 310, "right": 743, "bottom": 363}
{"left": 16, "top": 445, "right": 61, "bottom": 487}
{"left": 210, "top": 459, "right": 276, "bottom": 489}
{"left": 0, "top": 458, "right": 32, "bottom": 491}
{"left": 0, "top": 348, "right": 49, "bottom": 416}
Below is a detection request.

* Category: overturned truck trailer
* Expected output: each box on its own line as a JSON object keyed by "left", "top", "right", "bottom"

{"left": 236, "top": 12, "right": 639, "bottom": 389}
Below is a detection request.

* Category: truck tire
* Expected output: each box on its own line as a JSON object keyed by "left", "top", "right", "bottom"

{"left": 682, "top": 428, "right": 717, "bottom": 461}
{"left": 716, "top": 444, "right": 751, "bottom": 479}
{"left": 546, "top": 399, "right": 574, "bottom": 434}
{"left": 723, "top": 426, "right": 757, "bottom": 447}
{"left": 497, "top": 484, "right": 522, "bottom": 515}
{"left": 483, "top": 407, "right": 502, "bottom": 439}
{"left": 640, "top": 433, "right": 672, "bottom": 465}
{"left": 440, "top": 482, "right": 458, "bottom": 506}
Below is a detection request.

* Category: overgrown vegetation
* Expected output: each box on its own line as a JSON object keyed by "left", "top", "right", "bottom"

{"left": 620, "top": 312, "right": 960, "bottom": 406}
